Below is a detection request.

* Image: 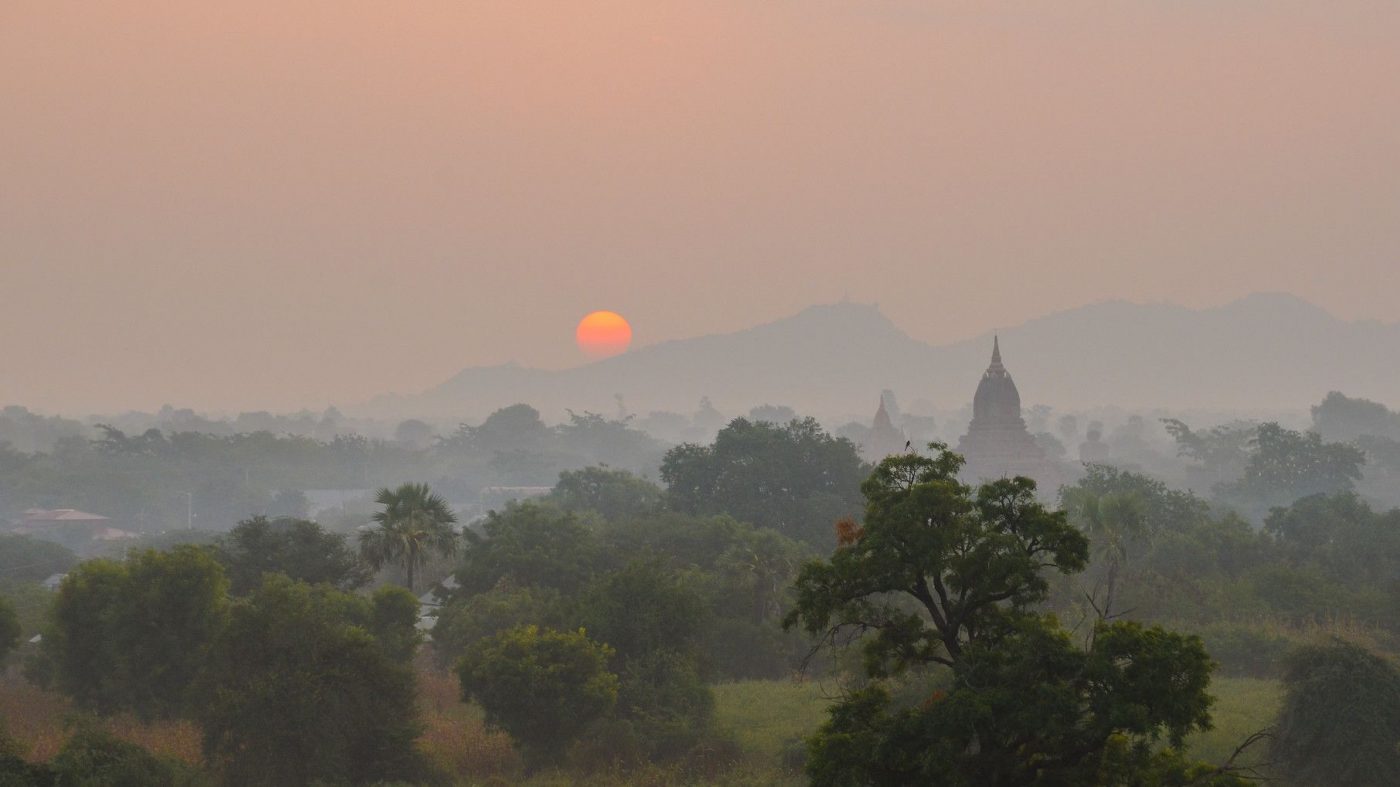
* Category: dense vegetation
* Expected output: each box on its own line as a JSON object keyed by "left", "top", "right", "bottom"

{"left": 2, "top": 393, "right": 1400, "bottom": 783}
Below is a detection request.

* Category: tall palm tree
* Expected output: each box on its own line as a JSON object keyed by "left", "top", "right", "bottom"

{"left": 1063, "top": 488, "right": 1146, "bottom": 619}
{"left": 359, "top": 482, "right": 459, "bottom": 592}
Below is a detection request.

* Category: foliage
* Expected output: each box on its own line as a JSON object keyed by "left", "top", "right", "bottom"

{"left": 1271, "top": 639, "right": 1400, "bottom": 786}
{"left": 1311, "top": 391, "right": 1400, "bottom": 443}
{"left": 38, "top": 547, "right": 227, "bottom": 718}
{"left": 577, "top": 561, "right": 717, "bottom": 757}
{"left": 612, "top": 650, "right": 716, "bottom": 759}
{"left": 214, "top": 515, "right": 369, "bottom": 594}
{"left": 194, "top": 575, "right": 426, "bottom": 786}
{"left": 1162, "top": 418, "right": 1258, "bottom": 490}
{"left": 786, "top": 449, "right": 1087, "bottom": 671}
{"left": 48, "top": 725, "right": 191, "bottom": 787}
{"left": 431, "top": 586, "right": 565, "bottom": 667}
{"left": 0, "top": 535, "right": 76, "bottom": 583}
{"left": 1216, "top": 423, "right": 1365, "bottom": 519}
{"left": 550, "top": 466, "right": 663, "bottom": 522}
{"left": 456, "top": 502, "right": 605, "bottom": 596}
{"left": 787, "top": 448, "right": 1230, "bottom": 785}
{"left": 0, "top": 599, "right": 17, "bottom": 663}
{"left": 579, "top": 560, "right": 707, "bottom": 667}
{"left": 457, "top": 625, "right": 620, "bottom": 766}
{"left": 661, "top": 418, "right": 868, "bottom": 546}
{"left": 360, "top": 482, "right": 459, "bottom": 592}
{"left": 368, "top": 584, "right": 426, "bottom": 663}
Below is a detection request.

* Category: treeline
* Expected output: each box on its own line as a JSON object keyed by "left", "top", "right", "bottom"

{"left": 0, "top": 404, "right": 666, "bottom": 540}
{"left": 4, "top": 410, "right": 1400, "bottom": 783}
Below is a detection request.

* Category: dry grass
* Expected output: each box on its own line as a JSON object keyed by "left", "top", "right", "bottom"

{"left": 414, "top": 660, "right": 523, "bottom": 782}
{"left": 0, "top": 676, "right": 201, "bottom": 765}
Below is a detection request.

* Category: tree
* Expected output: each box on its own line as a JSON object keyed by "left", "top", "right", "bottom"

{"left": 549, "top": 465, "right": 663, "bottom": 522}
{"left": 215, "top": 515, "right": 369, "bottom": 595}
{"left": 455, "top": 501, "right": 605, "bottom": 596}
{"left": 661, "top": 417, "right": 868, "bottom": 546}
{"left": 1271, "top": 639, "right": 1400, "bottom": 786}
{"left": 786, "top": 448, "right": 1231, "bottom": 785}
{"left": 0, "top": 597, "right": 18, "bottom": 662}
{"left": 48, "top": 725, "right": 188, "bottom": 787}
{"left": 359, "top": 482, "right": 458, "bottom": 592}
{"left": 1220, "top": 423, "right": 1366, "bottom": 517}
{"left": 1311, "top": 391, "right": 1400, "bottom": 443}
{"left": 431, "top": 585, "right": 565, "bottom": 667}
{"left": 1162, "top": 418, "right": 1257, "bottom": 489}
{"left": 786, "top": 449, "right": 1088, "bottom": 669}
{"left": 39, "top": 547, "right": 228, "bottom": 718}
{"left": 195, "top": 576, "right": 426, "bottom": 786}
{"left": 1061, "top": 486, "right": 1146, "bottom": 617}
{"left": 578, "top": 560, "right": 706, "bottom": 666}
{"left": 0, "top": 535, "right": 77, "bottom": 583}
{"left": 457, "top": 625, "right": 619, "bottom": 766}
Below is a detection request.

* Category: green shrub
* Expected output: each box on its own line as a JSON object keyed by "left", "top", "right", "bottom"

{"left": 49, "top": 726, "right": 189, "bottom": 787}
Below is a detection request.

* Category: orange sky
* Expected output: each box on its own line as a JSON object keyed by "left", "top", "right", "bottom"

{"left": 2, "top": 1, "right": 1398, "bottom": 413}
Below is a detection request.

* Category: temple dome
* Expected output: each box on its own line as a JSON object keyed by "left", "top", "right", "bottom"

{"left": 971, "top": 337, "right": 1022, "bottom": 425}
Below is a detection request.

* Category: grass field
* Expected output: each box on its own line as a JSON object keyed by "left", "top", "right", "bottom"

{"left": 0, "top": 665, "right": 1280, "bottom": 785}
{"left": 1185, "top": 677, "right": 1283, "bottom": 767}
{"left": 713, "top": 675, "right": 1283, "bottom": 774}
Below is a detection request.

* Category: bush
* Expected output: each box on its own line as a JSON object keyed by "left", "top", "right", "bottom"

{"left": 49, "top": 725, "right": 189, "bottom": 787}
{"left": 566, "top": 718, "right": 648, "bottom": 773}
{"left": 1271, "top": 639, "right": 1400, "bottom": 786}
{"left": 615, "top": 650, "right": 715, "bottom": 760}
{"left": 431, "top": 586, "right": 564, "bottom": 667}
{"left": 457, "top": 625, "right": 619, "bottom": 767}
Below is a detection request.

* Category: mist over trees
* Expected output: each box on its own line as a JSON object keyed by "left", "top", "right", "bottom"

{"left": 5, "top": 383, "right": 1400, "bottom": 783}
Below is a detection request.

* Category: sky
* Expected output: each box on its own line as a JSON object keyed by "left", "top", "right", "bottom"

{"left": 3, "top": 1, "right": 1398, "bottom": 414}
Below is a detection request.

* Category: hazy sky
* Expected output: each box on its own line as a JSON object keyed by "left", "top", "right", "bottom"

{"left": 3, "top": 1, "right": 1398, "bottom": 414}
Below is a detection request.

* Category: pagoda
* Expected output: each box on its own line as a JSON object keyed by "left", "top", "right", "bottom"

{"left": 956, "top": 337, "right": 1051, "bottom": 483}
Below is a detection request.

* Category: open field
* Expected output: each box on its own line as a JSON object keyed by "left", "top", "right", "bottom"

{"left": 0, "top": 665, "right": 1281, "bottom": 785}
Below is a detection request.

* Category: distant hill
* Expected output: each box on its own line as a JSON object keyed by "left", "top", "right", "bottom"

{"left": 359, "top": 294, "right": 1400, "bottom": 421}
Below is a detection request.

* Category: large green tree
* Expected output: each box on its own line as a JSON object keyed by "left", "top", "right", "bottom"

{"left": 661, "top": 417, "right": 868, "bottom": 546}
{"left": 786, "top": 448, "right": 1234, "bottom": 786}
{"left": 195, "top": 575, "right": 425, "bottom": 786}
{"left": 215, "top": 515, "right": 369, "bottom": 595}
{"left": 0, "top": 535, "right": 77, "bottom": 583}
{"left": 549, "top": 465, "right": 663, "bottom": 522}
{"left": 455, "top": 501, "right": 605, "bottom": 596}
{"left": 457, "top": 624, "right": 619, "bottom": 767}
{"left": 359, "top": 482, "right": 458, "bottom": 592}
{"left": 39, "top": 546, "right": 228, "bottom": 718}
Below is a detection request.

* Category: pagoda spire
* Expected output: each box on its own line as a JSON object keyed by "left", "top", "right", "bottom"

{"left": 987, "top": 335, "right": 1005, "bottom": 374}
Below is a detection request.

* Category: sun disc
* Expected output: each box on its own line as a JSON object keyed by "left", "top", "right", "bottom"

{"left": 576, "top": 311, "right": 632, "bottom": 359}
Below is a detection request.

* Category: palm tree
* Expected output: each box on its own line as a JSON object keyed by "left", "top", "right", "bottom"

{"left": 1063, "top": 489, "right": 1146, "bottom": 619}
{"left": 359, "top": 482, "right": 459, "bottom": 592}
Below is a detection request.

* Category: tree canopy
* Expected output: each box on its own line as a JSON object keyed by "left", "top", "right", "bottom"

{"left": 661, "top": 417, "right": 868, "bottom": 546}
{"left": 38, "top": 546, "right": 228, "bottom": 719}
{"left": 359, "top": 482, "right": 458, "bottom": 592}
{"left": 195, "top": 575, "right": 425, "bottom": 786}
{"left": 786, "top": 447, "right": 1233, "bottom": 785}
{"left": 214, "top": 515, "right": 369, "bottom": 594}
{"left": 457, "top": 625, "right": 619, "bottom": 767}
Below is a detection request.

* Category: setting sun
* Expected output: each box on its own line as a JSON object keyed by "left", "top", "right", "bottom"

{"left": 575, "top": 310, "right": 632, "bottom": 359}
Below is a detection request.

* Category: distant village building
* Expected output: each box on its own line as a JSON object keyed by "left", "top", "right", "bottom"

{"left": 956, "top": 338, "right": 1060, "bottom": 487}
{"left": 12, "top": 508, "right": 137, "bottom": 547}
{"left": 862, "top": 396, "right": 908, "bottom": 460}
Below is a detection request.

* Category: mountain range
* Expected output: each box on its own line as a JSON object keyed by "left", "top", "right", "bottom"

{"left": 360, "top": 293, "right": 1400, "bottom": 422}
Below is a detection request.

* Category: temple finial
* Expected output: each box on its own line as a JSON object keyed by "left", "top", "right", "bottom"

{"left": 991, "top": 335, "right": 1002, "bottom": 368}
